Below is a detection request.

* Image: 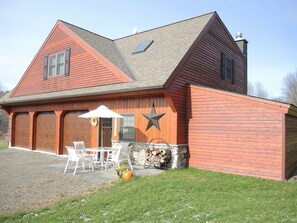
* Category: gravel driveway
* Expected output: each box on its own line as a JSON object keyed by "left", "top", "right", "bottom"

{"left": 0, "top": 148, "right": 163, "bottom": 215}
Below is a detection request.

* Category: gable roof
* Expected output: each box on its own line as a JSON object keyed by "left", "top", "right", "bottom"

{"left": 1, "top": 12, "right": 217, "bottom": 105}
{"left": 62, "top": 21, "right": 135, "bottom": 80}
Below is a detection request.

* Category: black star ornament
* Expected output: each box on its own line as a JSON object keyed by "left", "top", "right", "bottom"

{"left": 143, "top": 103, "right": 165, "bottom": 131}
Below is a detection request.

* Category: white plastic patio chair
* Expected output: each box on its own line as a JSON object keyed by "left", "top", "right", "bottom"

{"left": 73, "top": 141, "right": 86, "bottom": 154}
{"left": 105, "top": 143, "right": 122, "bottom": 170}
{"left": 119, "top": 142, "right": 133, "bottom": 170}
{"left": 64, "top": 146, "right": 90, "bottom": 175}
{"left": 105, "top": 142, "right": 133, "bottom": 170}
{"left": 73, "top": 141, "right": 93, "bottom": 159}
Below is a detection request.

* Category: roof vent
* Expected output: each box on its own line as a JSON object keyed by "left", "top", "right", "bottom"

{"left": 132, "top": 40, "right": 154, "bottom": 54}
{"left": 132, "top": 27, "right": 138, "bottom": 34}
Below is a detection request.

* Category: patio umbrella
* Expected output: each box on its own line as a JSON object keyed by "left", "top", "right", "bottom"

{"left": 78, "top": 105, "right": 124, "bottom": 119}
{"left": 79, "top": 105, "right": 124, "bottom": 142}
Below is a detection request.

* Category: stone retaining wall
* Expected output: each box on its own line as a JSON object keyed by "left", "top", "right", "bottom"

{"left": 112, "top": 140, "right": 188, "bottom": 168}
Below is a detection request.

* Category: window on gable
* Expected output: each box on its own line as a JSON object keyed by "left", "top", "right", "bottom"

{"left": 43, "top": 48, "right": 71, "bottom": 80}
{"left": 48, "top": 52, "right": 65, "bottom": 77}
{"left": 119, "top": 114, "right": 135, "bottom": 141}
{"left": 57, "top": 53, "right": 65, "bottom": 74}
{"left": 221, "top": 52, "right": 235, "bottom": 84}
{"left": 48, "top": 55, "right": 56, "bottom": 76}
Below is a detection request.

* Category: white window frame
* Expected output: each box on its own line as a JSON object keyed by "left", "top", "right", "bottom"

{"left": 119, "top": 114, "right": 135, "bottom": 141}
{"left": 48, "top": 51, "right": 65, "bottom": 77}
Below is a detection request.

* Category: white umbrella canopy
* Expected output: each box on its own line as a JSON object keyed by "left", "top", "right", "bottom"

{"left": 79, "top": 105, "right": 124, "bottom": 118}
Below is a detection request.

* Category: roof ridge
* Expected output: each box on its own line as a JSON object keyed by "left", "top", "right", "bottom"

{"left": 59, "top": 11, "right": 216, "bottom": 41}
{"left": 58, "top": 19, "right": 113, "bottom": 41}
{"left": 114, "top": 11, "right": 216, "bottom": 41}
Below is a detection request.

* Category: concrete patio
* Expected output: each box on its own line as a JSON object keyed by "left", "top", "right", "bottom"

{"left": 0, "top": 148, "right": 164, "bottom": 214}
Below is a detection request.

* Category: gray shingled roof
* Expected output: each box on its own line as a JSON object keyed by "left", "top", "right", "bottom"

{"left": 115, "top": 12, "right": 214, "bottom": 85}
{"left": 0, "top": 12, "right": 215, "bottom": 105}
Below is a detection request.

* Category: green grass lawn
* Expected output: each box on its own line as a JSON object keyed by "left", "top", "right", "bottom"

{"left": 1, "top": 168, "right": 296, "bottom": 223}
{"left": 0, "top": 141, "right": 8, "bottom": 150}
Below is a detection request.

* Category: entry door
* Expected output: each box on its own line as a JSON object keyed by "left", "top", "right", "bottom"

{"left": 101, "top": 118, "right": 112, "bottom": 147}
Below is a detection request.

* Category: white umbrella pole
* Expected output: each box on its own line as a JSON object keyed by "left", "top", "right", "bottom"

{"left": 114, "top": 118, "right": 117, "bottom": 137}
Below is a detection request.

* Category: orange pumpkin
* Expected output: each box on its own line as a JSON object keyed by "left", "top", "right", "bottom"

{"left": 122, "top": 171, "right": 133, "bottom": 181}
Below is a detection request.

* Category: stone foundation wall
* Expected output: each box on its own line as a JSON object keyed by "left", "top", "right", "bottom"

{"left": 112, "top": 140, "right": 188, "bottom": 168}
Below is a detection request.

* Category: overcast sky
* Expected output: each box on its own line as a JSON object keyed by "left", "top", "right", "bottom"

{"left": 0, "top": 0, "right": 296, "bottom": 97}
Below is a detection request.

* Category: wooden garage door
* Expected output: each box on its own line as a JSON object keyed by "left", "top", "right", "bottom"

{"left": 63, "top": 111, "right": 92, "bottom": 154}
{"left": 36, "top": 112, "right": 56, "bottom": 153}
{"left": 14, "top": 113, "right": 30, "bottom": 148}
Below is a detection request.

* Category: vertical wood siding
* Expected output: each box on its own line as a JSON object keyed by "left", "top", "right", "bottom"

{"left": 9, "top": 92, "right": 176, "bottom": 153}
{"left": 12, "top": 26, "right": 124, "bottom": 97}
{"left": 285, "top": 114, "right": 297, "bottom": 178}
{"left": 110, "top": 96, "right": 176, "bottom": 144}
{"left": 168, "top": 17, "right": 245, "bottom": 144}
{"left": 14, "top": 113, "right": 30, "bottom": 148}
{"left": 35, "top": 112, "right": 56, "bottom": 153}
{"left": 188, "top": 86, "right": 284, "bottom": 180}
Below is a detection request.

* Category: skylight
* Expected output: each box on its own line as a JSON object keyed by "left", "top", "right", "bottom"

{"left": 132, "top": 40, "right": 154, "bottom": 54}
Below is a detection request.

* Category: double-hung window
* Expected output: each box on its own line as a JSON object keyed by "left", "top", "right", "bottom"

{"left": 43, "top": 48, "right": 70, "bottom": 80}
{"left": 119, "top": 114, "right": 135, "bottom": 141}
{"left": 221, "top": 52, "right": 235, "bottom": 84}
{"left": 49, "top": 52, "right": 65, "bottom": 77}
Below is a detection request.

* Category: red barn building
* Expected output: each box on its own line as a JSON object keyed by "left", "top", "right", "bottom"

{"left": 1, "top": 12, "right": 297, "bottom": 180}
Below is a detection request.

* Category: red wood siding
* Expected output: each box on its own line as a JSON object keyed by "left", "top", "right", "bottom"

{"left": 14, "top": 113, "right": 30, "bottom": 148}
{"left": 167, "top": 17, "right": 245, "bottom": 144}
{"left": 113, "top": 96, "right": 176, "bottom": 143}
{"left": 62, "top": 111, "right": 92, "bottom": 154}
{"left": 9, "top": 91, "right": 177, "bottom": 153}
{"left": 11, "top": 24, "right": 126, "bottom": 97}
{"left": 188, "top": 85, "right": 284, "bottom": 180}
{"left": 285, "top": 114, "right": 297, "bottom": 178}
{"left": 35, "top": 112, "right": 56, "bottom": 153}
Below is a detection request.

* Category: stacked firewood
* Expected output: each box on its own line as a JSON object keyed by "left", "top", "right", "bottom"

{"left": 145, "top": 147, "right": 171, "bottom": 168}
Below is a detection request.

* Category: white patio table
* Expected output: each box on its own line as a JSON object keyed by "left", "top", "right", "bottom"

{"left": 86, "top": 147, "right": 112, "bottom": 171}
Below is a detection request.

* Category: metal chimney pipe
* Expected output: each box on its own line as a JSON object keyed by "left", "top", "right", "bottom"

{"left": 235, "top": 32, "right": 248, "bottom": 94}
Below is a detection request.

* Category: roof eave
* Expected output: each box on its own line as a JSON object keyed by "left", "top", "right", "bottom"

{"left": 0, "top": 85, "right": 165, "bottom": 106}
{"left": 287, "top": 104, "right": 297, "bottom": 117}
{"left": 189, "top": 84, "right": 295, "bottom": 114}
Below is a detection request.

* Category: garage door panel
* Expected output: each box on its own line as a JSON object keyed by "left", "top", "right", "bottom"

{"left": 36, "top": 112, "right": 56, "bottom": 153}
{"left": 63, "top": 111, "right": 92, "bottom": 154}
{"left": 14, "top": 113, "right": 30, "bottom": 148}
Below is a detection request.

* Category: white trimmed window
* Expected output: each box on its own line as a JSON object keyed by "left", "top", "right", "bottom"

{"left": 119, "top": 114, "right": 135, "bottom": 141}
{"left": 48, "top": 52, "right": 65, "bottom": 77}
{"left": 43, "top": 48, "right": 70, "bottom": 80}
